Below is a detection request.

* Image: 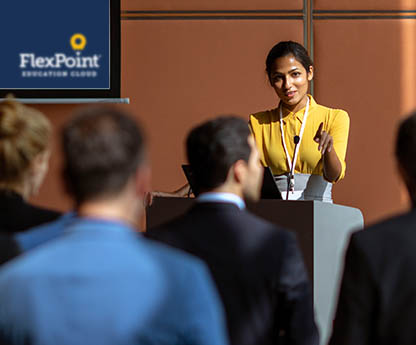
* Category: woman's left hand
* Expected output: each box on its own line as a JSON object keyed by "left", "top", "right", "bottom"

{"left": 313, "top": 122, "right": 342, "bottom": 181}
{"left": 313, "top": 122, "right": 333, "bottom": 155}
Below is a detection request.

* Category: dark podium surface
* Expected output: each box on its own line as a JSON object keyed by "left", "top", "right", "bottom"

{"left": 146, "top": 197, "right": 364, "bottom": 345}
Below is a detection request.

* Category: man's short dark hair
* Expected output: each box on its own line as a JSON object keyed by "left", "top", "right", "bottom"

{"left": 186, "top": 116, "right": 251, "bottom": 191}
{"left": 396, "top": 111, "right": 416, "bottom": 185}
{"left": 62, "top": 106, "right": 145, "bottom": 204}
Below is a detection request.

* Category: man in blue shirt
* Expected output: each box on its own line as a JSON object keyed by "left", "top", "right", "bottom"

{"left": 0, "top": 107, "right": 229, "bottom": 345}
{"left": 15, "top": 212, "right": 76, "bottom": 252}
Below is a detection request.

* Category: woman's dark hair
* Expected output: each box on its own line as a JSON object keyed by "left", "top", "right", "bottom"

{"left": 265, "top": 41, "right": 313, "bottom": 84}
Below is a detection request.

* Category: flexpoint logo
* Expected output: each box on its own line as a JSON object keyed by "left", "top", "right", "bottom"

{"left": 70, "top": 33, "right": 87, "bottom": 50}
{"left": 19, "top": 33, "right": 101, "bottom": 78}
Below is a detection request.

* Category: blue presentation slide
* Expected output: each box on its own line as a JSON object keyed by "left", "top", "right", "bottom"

{"left": 0, "top": 0, "right": 110, "bottom": 89}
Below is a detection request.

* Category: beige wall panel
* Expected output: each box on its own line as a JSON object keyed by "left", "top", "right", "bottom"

{"left": 121, "top": 20, "right": 303, "bottom": 193}
{"left": 314, "top": 20, "right": 409, "bottom": 225}
{"left": 315, "top": 0, "right": 416, "bottom": 11}
{"left": 122, "top": 0, "right": 303, "bottom": 11}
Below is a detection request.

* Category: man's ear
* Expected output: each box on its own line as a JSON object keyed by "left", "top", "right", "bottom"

{"left": 133, "top": 164, "right": 152, "bottom": 199}
{"left": 233, "top": 160, "right": 247, "bottom": 184}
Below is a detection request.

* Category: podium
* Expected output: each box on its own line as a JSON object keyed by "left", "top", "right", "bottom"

{"left": 147, "top": 198, "right": 364, "bottom": 345}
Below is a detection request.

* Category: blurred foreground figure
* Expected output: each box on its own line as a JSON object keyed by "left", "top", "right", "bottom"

{"left": 0, "top": 107, "right": 229, "bottom": 345}
{"left": 148, "top": 116, "right": 318, "bottom": 345}
{"left": 0, "top": 99, "right": 59, "bottom": 230}
{"left": 330, "top": 111, "right": 416, "bottom": 345}
{"left": 0, "top": 99, "right": 60, "bottom": 264}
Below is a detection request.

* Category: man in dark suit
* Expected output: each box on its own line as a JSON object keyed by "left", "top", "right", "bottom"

{"left": 147, "top": 116, "right": 318, "bottom": 345}
{"left": 0, "top": 107, "right": 229, "bottom": 345}
{"left": 329, "top": 112, "right": 416, "bottom": 345}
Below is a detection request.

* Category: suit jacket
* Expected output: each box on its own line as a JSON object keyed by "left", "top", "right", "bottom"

{"left": 147, "top": 201, "right": 318, "bottom": 345}
{"left": 0, "top": 190, "right": 60, "bottom": 234}
{"left": 0, "top": 217, "right": 229, "bottom": 345}
{"left": 330, "top": 209, "right": 416, "bottom": 345}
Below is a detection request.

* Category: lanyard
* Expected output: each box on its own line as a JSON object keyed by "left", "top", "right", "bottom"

{"left": 279, "top": 97, "right": 310, "bottom": 191}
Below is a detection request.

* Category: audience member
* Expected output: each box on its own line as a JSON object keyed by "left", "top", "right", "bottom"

{"left": 147, "top": 116, "right": 318, "bottom": 345}
{"left": 0, "top": 99, "right": 60, "bottom": 264}
{"left": 0, "top": 107, "right": 229, "bottom": 345}
{"left": 0, "top": 99, "right": 60, "bottom": 232}
{"left": 329, "top": 111, "right": 416, "bottom": 345}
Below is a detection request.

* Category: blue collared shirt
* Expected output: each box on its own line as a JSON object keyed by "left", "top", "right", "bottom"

{"left": 197, "top": 192, "right": 245, "bottom": 210}
{"left": 16, "top": 212, "right": 77, "bottom": 252}
{"left": 1, "top": 217, "right": 230, "bottom": 345}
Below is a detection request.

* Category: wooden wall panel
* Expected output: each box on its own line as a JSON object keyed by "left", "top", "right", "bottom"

{"left": 315, "top": 0, "right": 416, "bottom": 11}
{"left": 121, "top": 20, "right": 303, "bottom": 192}
{"left": 398, "top": 20, "right": 416, "bottom": 116}
{"left": 29, "top": 104, "right": 79, "bottom": 212}
{"left": 32, "top": 1, "right": 416, "bottom": 228}
{"left": 29, "top": 20, "right": 303, "bottom": 213}
{"left": 122, "top": 0, "right": 303, "bottom": 11}
{"left": 314, "top": 19, "right": 409, "bottom": 224}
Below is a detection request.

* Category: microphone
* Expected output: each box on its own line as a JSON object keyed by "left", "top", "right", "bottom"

{"left": 294, "top": 135, "right": 300, "bottom": 144}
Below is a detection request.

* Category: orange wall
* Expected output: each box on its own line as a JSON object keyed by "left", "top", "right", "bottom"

{"left": 30, "top": 1, "right": 416, "bottom": 226}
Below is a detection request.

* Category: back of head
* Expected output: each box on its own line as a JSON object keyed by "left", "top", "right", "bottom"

{"left": 0, "top": 99, "right": 51, "bottom": 187}
{"left": 186, "top": 116, "right": 251, "bottom": 191}
{"left": 62, "top": 107, "right": 145, "bottom": 204}
{"left": 396, "top": 112, "right": 416, "bottom": 194}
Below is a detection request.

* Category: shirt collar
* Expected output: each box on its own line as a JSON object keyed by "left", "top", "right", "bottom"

{"left": 71, "top": 216, "right": 138, "bottom": 233}
{"left": 197, "top": 192, "right": 246, "bottom": 210}
{"left": 280, "top": 94, "right": 316, "bottom": 124}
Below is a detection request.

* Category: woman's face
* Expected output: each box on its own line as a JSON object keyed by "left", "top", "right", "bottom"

{"left": 269, "top": 54, "right": 313, "bottom": 112}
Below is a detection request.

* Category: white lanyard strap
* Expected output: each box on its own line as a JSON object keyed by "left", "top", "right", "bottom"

{"left": 279, "top": 97, "right": 310, "bottom": 177}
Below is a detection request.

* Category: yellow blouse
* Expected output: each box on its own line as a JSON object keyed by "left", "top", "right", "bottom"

{"left": 249, "top": 95, "right": 350, "bottom": 181}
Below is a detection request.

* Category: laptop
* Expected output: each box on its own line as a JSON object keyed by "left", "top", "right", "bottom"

{"left": 182, "top": 165, "right": 281, "bottom": 199}
{"left": 181, "top": 164, "right": 201, "bottom": 197}
{"left": 260, "top": 166, "right": 282, "bottom": 199}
